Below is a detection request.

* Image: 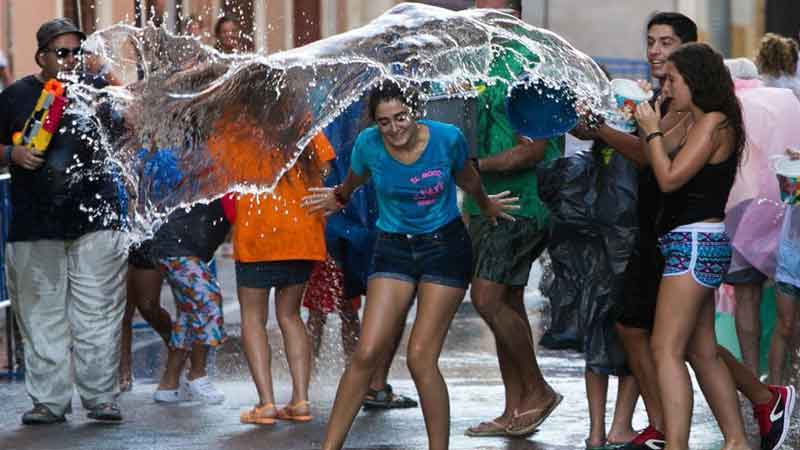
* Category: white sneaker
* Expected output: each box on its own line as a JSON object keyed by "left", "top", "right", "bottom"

{"left": 181, "top": 374, "right": 225, "bottom": 404}
{"left": 153, "top": 388, "right": 182, "bottom": 403}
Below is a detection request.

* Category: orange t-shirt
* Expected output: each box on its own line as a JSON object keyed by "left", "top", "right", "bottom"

{"left": 207, "top": 111, "right": 335, "bottom": 263}
{"left": 233, "top": 133, "right": 334, "bottom": 263}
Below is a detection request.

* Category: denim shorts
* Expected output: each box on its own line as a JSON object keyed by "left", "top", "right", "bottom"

{"left": 369, "top": 218, "right": 473, "bottom": 289}
{"left": 235, "top": 260, "right": 313, "bottom": 289}
{"left": 659, "top": 222, "right": 731, "bottom": 289}
{"left": 776, "top": 234, "right": 800, "bottom": 299}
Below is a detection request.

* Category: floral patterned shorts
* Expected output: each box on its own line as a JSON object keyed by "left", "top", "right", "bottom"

{"left": 157, "top": 257, "right": 226, "bottom": 350}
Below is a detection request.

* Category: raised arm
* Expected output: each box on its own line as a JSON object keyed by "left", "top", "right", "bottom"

{"left": 636, "top": 102, "right": 725, "bottom": 192}
{"left": 476, "top": 138, "right": 547, "bottom": 172}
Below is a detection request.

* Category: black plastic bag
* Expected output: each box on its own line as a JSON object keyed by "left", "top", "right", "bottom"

{"left": 537, "top": 147, "right": 638, "bottom": 374}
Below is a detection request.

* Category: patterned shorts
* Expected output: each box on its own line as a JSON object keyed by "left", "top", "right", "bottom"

{"left": 157, "top": 256, "right": 226, "bottom": 350}
{"left": 659, "top": 222, "right": 731, "bottom": 289}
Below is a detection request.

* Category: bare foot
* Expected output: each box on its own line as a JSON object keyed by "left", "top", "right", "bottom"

{"left": 507, "top": 388, "right": 563, "bottom": 436}
{"left": 465, "top": 414, "right": 513, "bottom": 436}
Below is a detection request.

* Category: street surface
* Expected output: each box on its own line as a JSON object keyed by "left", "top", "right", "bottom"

{"left": 0, "top": 256, "right": 792, "bottom": 450}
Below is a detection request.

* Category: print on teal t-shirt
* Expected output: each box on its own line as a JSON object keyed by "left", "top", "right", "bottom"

{"left": 350, "top": 120, "right": 467, "bottom": 234}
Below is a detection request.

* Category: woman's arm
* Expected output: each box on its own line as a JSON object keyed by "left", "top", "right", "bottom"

{"left": 454, "top": 162, "right": 518, "bottom": 223}
{"left": 636, "top": 103, "right": 725, "bottom": 192}
{"left": 302, "top": 169, "right": 369, "bottom": 215}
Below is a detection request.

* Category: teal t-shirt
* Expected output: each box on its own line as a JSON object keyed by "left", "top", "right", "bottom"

{"left": 351, "top": 120, "right": 467, "bottom": 234}
{"left": 462, "top": 39, "right": 564, "bottom": 226}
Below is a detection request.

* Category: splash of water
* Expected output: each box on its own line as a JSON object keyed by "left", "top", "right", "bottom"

{"left": 74, "top": 2, "right": 610, "bottom": 239}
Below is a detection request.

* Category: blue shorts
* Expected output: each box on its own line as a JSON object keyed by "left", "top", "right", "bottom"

{"left": 659, "top": 223, "right": 731, "bottom": 289}
{"left": 776, "top": 233, "right": 800, "bottom": 299}
{"left": 369, "top": 219, "right": 472, "bottom": 289}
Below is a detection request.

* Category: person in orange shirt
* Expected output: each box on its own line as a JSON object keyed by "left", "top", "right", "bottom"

{"left": 212, "top": 115, "right": 334, "bottom": 423}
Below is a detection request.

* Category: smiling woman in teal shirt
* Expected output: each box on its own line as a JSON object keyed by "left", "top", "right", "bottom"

{"left": 304, "top": 79, "right": 517, "bottom": 450}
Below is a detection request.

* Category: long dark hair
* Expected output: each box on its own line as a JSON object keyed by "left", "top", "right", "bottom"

{"left": 668, "top": 42, "right": 745, "bottom": 164}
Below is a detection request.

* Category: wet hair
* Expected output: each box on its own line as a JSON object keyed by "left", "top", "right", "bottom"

{"left": 668, "top": 43, "right": 745, "bottom": 165}
{"left": 756, "top": 33, "right": 799, "bottom": 78}
{"left": 647, "top": 12, "right": 698, "bottom": 44}
{"left": 214, "top": 16, "right": 238, "bottom": 37}
{"left": 367, "top": 79, "right": 424, "bottom": 122}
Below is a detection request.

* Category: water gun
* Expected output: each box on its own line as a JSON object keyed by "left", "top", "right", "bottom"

{"left": 11, "top": 79, "right": 68, "bottom": 152}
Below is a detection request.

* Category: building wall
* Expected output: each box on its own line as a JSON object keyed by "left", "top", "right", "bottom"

{"left": 7, "top": 0, "right": 61, "bottom": 78}
{"left": 523, "top": 0, "right": 673, "bottom": 60}
{"left": 1, "top": 0, "right": 768, "bottom": 81}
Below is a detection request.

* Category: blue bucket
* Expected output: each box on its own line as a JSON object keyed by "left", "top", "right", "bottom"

{"left": 505, "top": 78, "right": 578, "bottom": 140}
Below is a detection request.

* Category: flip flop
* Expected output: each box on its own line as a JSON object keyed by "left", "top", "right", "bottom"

{"left": 506, "top": 391, "right": 564, "bottom": 437}
{"left": 276, "top": 400, "right": 313, "bottom": 422}
{"left": 464, "top": 419, "right": 512, "bottom": 437}
{"left": 240, "top": 403, "right": 277, "bottom": 425}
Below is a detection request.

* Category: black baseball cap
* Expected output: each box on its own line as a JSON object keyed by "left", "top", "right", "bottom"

{"left": 36, "top": 18, "right": 85, "bottom": 52}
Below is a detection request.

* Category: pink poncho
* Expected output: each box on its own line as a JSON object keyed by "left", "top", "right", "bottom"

{"left": 725, "top": 85, "right": 800, "bottom": 277}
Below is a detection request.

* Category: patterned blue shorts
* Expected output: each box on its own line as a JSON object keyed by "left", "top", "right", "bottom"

{"left": 659, "top": 223, "right": 731, "bottom": 289}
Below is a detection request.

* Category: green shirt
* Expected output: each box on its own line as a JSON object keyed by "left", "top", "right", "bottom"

{"left": 463, "top": 39, "right": 564, "bottom": 226}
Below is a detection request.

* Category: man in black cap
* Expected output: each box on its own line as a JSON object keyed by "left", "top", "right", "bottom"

{"left": 0, "top": 18, "right": 128, "bottom": 425}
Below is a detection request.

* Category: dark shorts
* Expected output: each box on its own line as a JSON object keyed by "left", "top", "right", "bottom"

{"left": 128, "top": 240, "right": 157, "bottom": 270}
{"left": 615, "top": 237, "right": 664, "bottom": 331}
{"left": 235, "top": 260, "right": 314, "bottom": 289}
{"left": 369, "top": 218, "right": 472, "bottom": 289}
{"left": 469, "top": 216, "right": 547, "bottom": 287}
{"left": 777, "top": 281, "right": 800, "bottom": 299}
{"left": 724, "top": 267, "right": 767, "bottom": 285}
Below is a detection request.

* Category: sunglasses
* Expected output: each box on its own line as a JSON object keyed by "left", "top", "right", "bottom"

{"left": 46, "top": 47, "right": 83, "bottom": 58}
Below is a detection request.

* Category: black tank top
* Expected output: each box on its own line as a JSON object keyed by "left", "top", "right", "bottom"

{"left": 659, "top": 152, "right": 738, "bottom": 235}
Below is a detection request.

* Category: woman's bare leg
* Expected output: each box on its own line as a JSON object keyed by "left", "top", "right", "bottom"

{"left": 405, "top": 282, "right": 466, "bottom": 450}
{"left": 585, "top": 370, "right": 609, "bottom": 447}
{"left": 322, "top": 278, "right": 416, "bottom": 450}
{"left": 238, "top": 286, "right": 276, "bottom": 415}
{"left": 652, "top": 274, "right": 749, "bottom": 450}
{"left": 768, "top": 291, "right": 798, "bottom": 384}
{"left": 275, "top": 283, "right": 312, "bottom": 408}
{"left": 688, "top": 294, "right": 750, "bottom": 450}
{"left": 607, "top": 375, "right": 640, "bottom": 444}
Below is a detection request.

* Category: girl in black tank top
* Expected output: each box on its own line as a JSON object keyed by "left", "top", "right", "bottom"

{"left": 632, "top": 43, "right": 751, "bottom": 450}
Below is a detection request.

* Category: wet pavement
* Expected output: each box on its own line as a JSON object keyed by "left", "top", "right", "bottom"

{"left": 0, "top": 256, "right": 794, "bottom": 450}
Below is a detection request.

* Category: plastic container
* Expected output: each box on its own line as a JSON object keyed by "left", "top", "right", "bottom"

{"left": 773, "top": 154, "right": 800, "bottom": 205}
{"left": 603, "top": 78, "right": 652, "bottom": 133}
{"left": 505, "top": 77, "right": 578, "bottom": 140}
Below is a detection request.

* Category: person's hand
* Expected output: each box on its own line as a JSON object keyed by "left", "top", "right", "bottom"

{"left": 571, "top": 120, "right": 599, "bottom": 140}
{"left": 633, "top": 99, "right": 662, "bottom": 136}
{"left": 481, "top": 190, "right": 520, "bottom": 225}
{"left": 301, "top": 186, "right": 340, "bottom": 216}
{"left": 10, "top": 146, "right": 45, "bottom": 171}
{"left": 637, "top": 80, "right": 654, "bottom": 97}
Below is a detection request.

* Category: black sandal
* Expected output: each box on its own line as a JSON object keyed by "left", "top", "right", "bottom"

{"left": 21, "top": 404, "right": 66, "bottom": 425}
{"left": 87, "top": 402, "right": 123, "bottom": 422}
{"left": 362, "top": 384, "right": 418, "bottom": 409}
